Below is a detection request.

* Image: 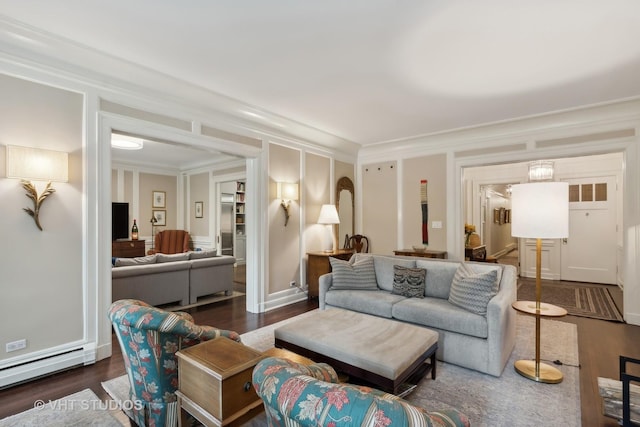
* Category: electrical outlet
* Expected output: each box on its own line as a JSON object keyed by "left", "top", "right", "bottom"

{"left": 289, "top": 281, "right": 296, "bottom": 287}
{"left": 6, "top": 339, "right": 27, "bottom": 353}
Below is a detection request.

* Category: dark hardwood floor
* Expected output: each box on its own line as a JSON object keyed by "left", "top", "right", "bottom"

{"left": 1, "top": 282, "right": 638, "bottom": 427}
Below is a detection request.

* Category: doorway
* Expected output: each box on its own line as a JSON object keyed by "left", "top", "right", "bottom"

{"left": 464, "top": 153, "right": 622, "bottom": 287}
{"left": 216, "top": 178, "right": 247, "bottom": 290}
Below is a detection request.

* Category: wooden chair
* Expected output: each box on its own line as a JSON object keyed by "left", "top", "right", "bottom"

{"left": 150, "top": 229, "right": 191, "bottom": 254}
{"left": 346, "top": 234, "right": 369, "bottom": 253}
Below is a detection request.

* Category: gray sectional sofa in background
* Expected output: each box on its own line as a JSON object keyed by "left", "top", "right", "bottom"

{"left": 112, "top": 251, "right": 236, "bottom": 307}
{"left": 319, "top": 253, "right": 517, "bottom": 376}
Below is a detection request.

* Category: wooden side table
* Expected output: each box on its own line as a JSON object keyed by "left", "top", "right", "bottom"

{"left": 306, "top": 249, "right": 354, "bottom": 299}
{"left": 176, "top": 337, "right": 265, "bottom": 426}
{"left": 464, "top": 245, "right": 486, "bottom": 261}
{"left": 393, "top": 249, "right": 447, "bottom": 259}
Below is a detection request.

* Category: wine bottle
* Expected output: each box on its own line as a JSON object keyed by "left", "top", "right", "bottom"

{"left": 131, "top": 219, "right": 139, "bottom": 240}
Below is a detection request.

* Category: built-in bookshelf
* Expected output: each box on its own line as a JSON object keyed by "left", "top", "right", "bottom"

{"left": 234, "top": 181, "right": 246, "bottom": 263}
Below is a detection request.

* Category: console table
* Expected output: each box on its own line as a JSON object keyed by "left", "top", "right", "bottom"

{"left": 112, "top": 240, "right": 145, "bottom": 258}
{"left": 393, "top": 249, "right": 447, "bottom": 259}
{"left": 307, "top": 249, "right": 354, "bottom": 299}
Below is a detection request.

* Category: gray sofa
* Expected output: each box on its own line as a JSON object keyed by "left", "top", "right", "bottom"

{"left": 318, "top": 253, "right": 517, "bottom": 376}
{"left": 112, "top": 251, "right": 236, "bottom": 307}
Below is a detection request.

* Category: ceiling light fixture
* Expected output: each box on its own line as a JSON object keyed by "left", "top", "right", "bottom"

{"left": 111, "top": 135, "right": 144, "bottom": 150}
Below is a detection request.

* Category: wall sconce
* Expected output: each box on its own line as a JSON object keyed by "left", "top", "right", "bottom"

{"left": 317, "top": 204, "right": 340, "bottom": 252}
{"left": 6, "top": 145, "right": 69, "bottom": 231}
{"left": 276, "top": 182, "right": 299, "bottom": 226}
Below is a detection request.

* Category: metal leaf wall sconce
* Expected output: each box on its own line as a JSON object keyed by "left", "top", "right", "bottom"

{"left": 21, "top": 180, "right": 55, "bottom": 231}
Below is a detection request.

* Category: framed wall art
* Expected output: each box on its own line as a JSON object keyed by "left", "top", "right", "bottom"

{"left": 152, "top": 210, "right": 166, "bottom": 226}
{"left": 195, "top": 201, "right": 203, "bottom": 218}
{"left": 152, "top": 191, "right": 166, "bottom": 208}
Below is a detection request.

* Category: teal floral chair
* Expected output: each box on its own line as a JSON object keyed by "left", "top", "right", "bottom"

{"left": 253, "top": 357, "right": 470, "bottom": 427}
{"left": 108, "top": 299, "right": 241, "bottom": 427}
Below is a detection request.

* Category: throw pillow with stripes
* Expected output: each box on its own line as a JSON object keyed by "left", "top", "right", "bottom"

{"left": 329, "top": 256, "right": 378, "bottom": 290}
{"left": 448, "top": 263, "right": 499, "bottom": 315}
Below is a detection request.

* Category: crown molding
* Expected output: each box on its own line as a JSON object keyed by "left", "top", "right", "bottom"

{"left": 0, "top": 16, "right": 360, "bottom": 156}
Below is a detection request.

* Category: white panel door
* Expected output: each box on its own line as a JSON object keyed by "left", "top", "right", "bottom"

{"left": 561, "top": 177, "right": 617, "bottom": 284}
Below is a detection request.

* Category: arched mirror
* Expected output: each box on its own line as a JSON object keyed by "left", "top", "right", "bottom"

{"left": 336, "top": 176, "right": 354, "bottom": 247}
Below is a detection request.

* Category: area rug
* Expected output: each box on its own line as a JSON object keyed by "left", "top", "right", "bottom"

{"left": 104, "top": 310, "right": 581, "bottom": 426}
{"left": 160, "top": 290, "right": 245, "bottom": 312}
{"left": 0, "top": 388, "right": 125, "bottom": 427}
{"left": 518, "top": 279, "right": 624, "bottom": 322}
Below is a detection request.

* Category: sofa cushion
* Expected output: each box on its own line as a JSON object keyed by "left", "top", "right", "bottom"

{"left": 415, "top": 259, "right": 459, "bottom": 299}
{"left": 189, "top": 250, "right": 218, "bottom": 259}
{"left": 114, "top": 254, "right": 157, "bottom": 267}
{"left": 391, "top": 265, "right": 426, "bottom": 298}
{"left": 392, "top": 297, "right": 489, "bottom": 338}
{"left": 324, "top": 289, "right": 406, "bottom": 318}
{"left": 157, "top": 252, "right": 190, "bottom": 263}
{"left": 329, "top": 256, "right": 377, "bottom": 290}
{"left": 353, "top": 254, "right": 416, "bottom": 292}
{"left": 448, "top": 263, "right": 499, "bottom": 315}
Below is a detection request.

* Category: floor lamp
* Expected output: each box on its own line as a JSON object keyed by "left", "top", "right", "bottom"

{"left": 510, "top": 181, "right": 569, "bottom": 384}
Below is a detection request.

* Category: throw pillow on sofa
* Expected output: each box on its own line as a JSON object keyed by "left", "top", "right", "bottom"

{"left": 391, "top": 265, "right": 426, "bottom": 298}
{"left": 329, "top": 256, "right": 378, "bottom": 290}
{"left": 448, "top": 263, "right": 498, "bottom": 315}
{"left": 114, "top": 254, "right": 157, "bottom": 267}
{"left": 189, "top": 250, "right": 218, "bottom": 259}
{"left": 156, "top": 253, "right": 190, "bottom": 263}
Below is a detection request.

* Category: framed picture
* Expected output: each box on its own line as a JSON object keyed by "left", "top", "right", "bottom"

{"left": 499, "top": 207, "right": 506, "bottom": 225}
{"left": 195, "top": 201, "right": 203, "bottom": 218}
{"left": 152, "top": 191, "right": 166, "bottom": 208}
{"left": 153, "top": 210, "right": 166, "bottom": 226}
{"left": 505, "top": 209, "right": 511, "bottom": 224}
{"left": 493, "top": 208, "right": 500, "bottom": 224}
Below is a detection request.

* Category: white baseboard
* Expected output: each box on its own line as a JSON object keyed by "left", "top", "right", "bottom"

{"left": 0, "top": 343, "right": 96, "bottom": 388}
{"left": 262, "top": 289, "right": 308, "bottom": 312}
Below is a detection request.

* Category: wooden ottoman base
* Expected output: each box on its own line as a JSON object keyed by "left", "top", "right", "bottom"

{"left": 274, "top": 309, "right": 438, "bottom": 395}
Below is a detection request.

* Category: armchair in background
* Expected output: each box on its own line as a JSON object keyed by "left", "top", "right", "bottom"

{"left": 252, "top": 357, "right": 470, "bottom": 427}
{"left": 108, "top": 299, "right": 241, "bottom": 427}
{"left": 149, "top": 229, "right": 191, "bottom": 254}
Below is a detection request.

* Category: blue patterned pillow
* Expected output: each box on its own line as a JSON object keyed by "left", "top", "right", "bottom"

{"left": 448, "top": 263, "right": 498, "bottom": 315}
{"left": 391, "top": 265, "right": 426, "bottom": 298}
{"left": 329, "top": 256, "right": 378, "bottom": 290}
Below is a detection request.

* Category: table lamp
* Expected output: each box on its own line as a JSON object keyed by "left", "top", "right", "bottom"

{"left": 510, "top": 181, "right": 569, "bottom": 383}
{"left": 317, "top": 204, "right": 340, "bottom": 252}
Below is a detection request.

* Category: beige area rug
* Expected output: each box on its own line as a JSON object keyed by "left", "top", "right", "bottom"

{"left": 0, "top": 388, "right": 127, "bottom": 427}
{"left": 159, "top": 290, "right": 245, "bottom": 311}
{"left": 104, "top": 310, "right": 581, "bottom": 426}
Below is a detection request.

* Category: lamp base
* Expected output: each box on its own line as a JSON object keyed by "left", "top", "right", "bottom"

{"left": 514, "top": 359, "right": 563, "bottom": 384}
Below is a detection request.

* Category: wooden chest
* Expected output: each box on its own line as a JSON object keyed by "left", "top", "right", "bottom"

{"left": 112, "top": 239, "right": 145, "bottom": 257}
{"left": 176, "top": 336, "right": 264, "bottom": 426}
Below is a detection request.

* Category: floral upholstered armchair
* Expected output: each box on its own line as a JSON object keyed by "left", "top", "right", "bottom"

{"left": 108, "top": 299, "right": 241, "bottom": 427}
{"left": 252, "top": 357, "right": 470, "bottom": 427}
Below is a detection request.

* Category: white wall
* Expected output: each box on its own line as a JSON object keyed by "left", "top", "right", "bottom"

{"left": 0, "top": 74, "right": 87, "bottom": 384}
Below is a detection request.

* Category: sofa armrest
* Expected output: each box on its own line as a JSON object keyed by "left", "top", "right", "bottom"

{"left": 485, "top": 264, "right": 517, "bottom": 376}
{"left": 318, "top": 272, "right": 333, "bottom": 310}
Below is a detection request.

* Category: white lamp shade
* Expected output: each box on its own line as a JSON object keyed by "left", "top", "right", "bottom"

{"left": 6, "top": 145, "right": 68, "bottom": 182}
{"left": 276, "top": 182, "right": 299, "bottom": 201}
{"left": 317, "top": 204, "right": 340, "bottom": 225}
{"left": 511, "top": 182, "right": 569, "bottom": 238}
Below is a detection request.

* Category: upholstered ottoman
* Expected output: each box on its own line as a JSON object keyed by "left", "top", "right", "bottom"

{"left": 274, "top": 308, "right": 438, "bottom": 394}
